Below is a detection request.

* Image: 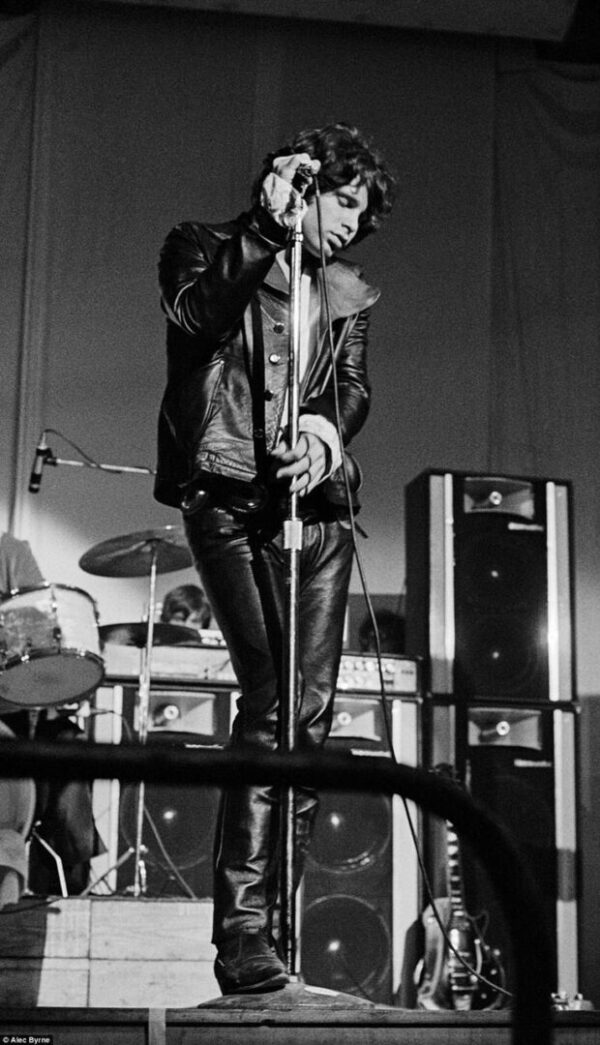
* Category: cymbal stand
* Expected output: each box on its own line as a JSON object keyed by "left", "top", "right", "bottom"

{"left": 131, "top": 539, "right": 159, "bottom": 896}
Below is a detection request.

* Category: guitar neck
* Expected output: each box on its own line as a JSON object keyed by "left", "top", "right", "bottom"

{"left": 446, "top": 823, "right": 469, "bottom": 919}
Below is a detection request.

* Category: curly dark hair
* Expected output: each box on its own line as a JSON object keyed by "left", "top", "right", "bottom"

{"left": 251, "top": 122, "right": 396, "bottom": 244}
{"left": 161, "top": 583, "right": 212, "bottom": 628}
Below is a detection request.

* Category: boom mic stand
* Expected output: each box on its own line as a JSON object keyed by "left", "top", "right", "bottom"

{"left": 42, "top": 446, "right": 155, "bottom": 479}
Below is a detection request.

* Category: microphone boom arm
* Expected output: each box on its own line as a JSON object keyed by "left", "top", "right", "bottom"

{"left": 45, "top": 453, "right": 155, "bottom": 476}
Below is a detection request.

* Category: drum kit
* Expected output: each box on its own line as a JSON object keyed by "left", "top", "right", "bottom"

{"left": 0, "top": 524, "right": 198, "bottom": 895}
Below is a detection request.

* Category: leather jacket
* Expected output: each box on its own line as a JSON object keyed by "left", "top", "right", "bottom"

{"left": 155, "top": 205, "right": 379, "bottom": 509}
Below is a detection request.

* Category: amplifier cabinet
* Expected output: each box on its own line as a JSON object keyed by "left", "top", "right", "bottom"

{"left": 300, "top": 694, "right": 421, "bottom": 1006}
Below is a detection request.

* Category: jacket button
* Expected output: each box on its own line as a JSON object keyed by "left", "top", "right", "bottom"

{"left": 269, "top": 353, "right": 281, "bottom": 365}
{"left": 273, "top": 322, "right": 285, "bottom": 334}
{"left": 264, "top": 390, "right": 273, "bottom": 401}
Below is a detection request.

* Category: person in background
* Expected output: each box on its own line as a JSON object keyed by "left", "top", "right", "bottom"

{"left": 358, "top": 608, "right": 406, "bottom": 655}
{"left": 0, "top": 531, "right": 43, "bottom": 594}
{"left": 160, "top": 583, "right": 212, "bottom": 630}
{"left": 0, "top": 531, "right": 105, "bottom": 896}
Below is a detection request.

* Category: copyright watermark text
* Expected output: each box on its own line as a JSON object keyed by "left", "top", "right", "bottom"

{"left": 1, "top": 1036, "right": 53, "bottom": 1044}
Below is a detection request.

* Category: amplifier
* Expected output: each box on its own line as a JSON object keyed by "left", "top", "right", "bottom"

{"left": 103, "top": 642, "right": 236, "bottom": 684}
{"left": 103, "top": 642, "right": 419, "bottom": 696}
{"left": 338, "top": 654, "right": 419, "bottom": 695}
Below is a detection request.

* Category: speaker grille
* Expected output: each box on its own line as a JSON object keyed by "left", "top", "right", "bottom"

{"left": 308, "top": 790, "right": 391, "bottom": 874}
{"left": 301, "top": 895, "right": 391, "bottom": 997}
{"left": 454, "top": 517, "right": 548, "bottom": 700}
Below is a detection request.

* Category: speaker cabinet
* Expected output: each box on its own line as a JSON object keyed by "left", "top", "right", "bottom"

{"left": 92, "top": 683, "right": 234, "bottom": 897}
{"left": 300, "top": 695, "right": 421, "bottom": 1005}
{"left": 425, "top": 701, "right": 579, "bottom": 995}
{"left": 406, "top": 470, "right": 574, "bottom": 704}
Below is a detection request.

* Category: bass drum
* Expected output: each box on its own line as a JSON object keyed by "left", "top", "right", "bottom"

{"left": 0, "top": 583, "right": 104, "bottom": 710}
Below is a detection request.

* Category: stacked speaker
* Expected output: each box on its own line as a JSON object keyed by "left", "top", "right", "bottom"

{"left": 299, "top": 694, "right": 421, "bottom": 1005}
{"left": 115, "top": 684, "right": 232, "bottom": 898}
{"left": 405, "top": 469, "right": 579, "bottom": 996}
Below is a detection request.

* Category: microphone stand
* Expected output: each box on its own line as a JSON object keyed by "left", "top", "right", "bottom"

{"left": 280, "top": 208, "right": 304, "bottom": 978}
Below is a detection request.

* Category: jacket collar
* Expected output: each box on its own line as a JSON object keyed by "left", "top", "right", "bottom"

{"left": 208, "top": 215, "right": 380, "bottom": 319}
{"left": 263, "top": 254, "right": 379, "bottom": 320}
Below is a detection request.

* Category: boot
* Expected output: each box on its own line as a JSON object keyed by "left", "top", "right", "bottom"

{"left": 214, "top": 929, "right": 289, "bottom": 994}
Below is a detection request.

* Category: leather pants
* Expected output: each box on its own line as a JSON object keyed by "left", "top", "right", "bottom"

{"left": 184, "top": 502, "right": 353, "bottom": 943}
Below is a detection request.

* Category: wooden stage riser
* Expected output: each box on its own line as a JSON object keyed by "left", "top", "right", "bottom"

{"left": 0, "top": 897, "right": 219, "bottom": 1008}
{"left": 0, "top": 1010, "right": 599, "bottom": 1045}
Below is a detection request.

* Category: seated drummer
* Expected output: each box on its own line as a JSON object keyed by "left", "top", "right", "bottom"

{"left": 160, "top": 583, "right": 213, "bottom": 632}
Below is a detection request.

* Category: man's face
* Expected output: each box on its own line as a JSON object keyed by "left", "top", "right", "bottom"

{"left": 170, "top": 608, "right": 205, "bottom": 629}
{"left": 301, "top": 176, "right": 369, "bottom": 260}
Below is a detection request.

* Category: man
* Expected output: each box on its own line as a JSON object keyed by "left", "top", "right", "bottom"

{"left": 358, "top": 608, "right": 406, "bottom": 655}
{"left": 155, "top": 123, "right": 395, "bottom": 995}
{"left": 160, "top": 583, "right": 212, "bottom": 631}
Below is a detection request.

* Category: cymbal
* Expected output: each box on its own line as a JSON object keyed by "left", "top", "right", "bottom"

{"left": 99, "top": 621, "right": 200, "bottom": 648}
{"left": 79, "top": 526, "right": 193, "bottom": 577}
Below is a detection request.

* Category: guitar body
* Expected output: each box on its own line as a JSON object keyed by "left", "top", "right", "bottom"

{"left": 416, "top": 897, "right": 507, "bottom": 1010}
{"left": 416, "top": 897, "right": 479, "bottom": 1010}
{"left": 415, "top": 897, "right": 452, "bottom": 1010}
{"left": 472, "top": 939, "right": 506, "bottom": 1010}
{"left": 415, "top": 780, "right": 507, "bottom": 1012}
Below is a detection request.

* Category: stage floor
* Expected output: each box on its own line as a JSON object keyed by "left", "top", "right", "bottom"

{"left": 0, "top": 997, "right": 599, "bottom": 1045}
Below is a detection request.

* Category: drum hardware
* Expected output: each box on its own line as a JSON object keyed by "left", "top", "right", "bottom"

{"left": 79, "top": 526, "right": 191, "bottom": 579}
{"left": 29, "top": 824, "right": 68, "bottom": 898}
{"left": 27, "top": 708, "right": 40, "bottom": 740}
{"left": 99, "top": 621, "right": 199, "bottom": 648}
{"left": 81, "top": 843, "right": 136, "bottom": 898}
{"left": 79, "top": 526, "right": 192, "bottom": 897}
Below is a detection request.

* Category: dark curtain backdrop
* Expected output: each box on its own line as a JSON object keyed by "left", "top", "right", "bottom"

{"left": 490, "top": 46, "right": 600, "bottom": 691}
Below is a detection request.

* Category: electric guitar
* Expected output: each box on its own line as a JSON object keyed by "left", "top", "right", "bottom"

{"left": 416, "top": 801, "right": 506, "bottom": 1010}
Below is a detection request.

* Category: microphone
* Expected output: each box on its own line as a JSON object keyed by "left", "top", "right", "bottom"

{"left": 292, "top": 162, "right": 318, "bottom": 196}
{"left": 28, "top": 431, "right": 48, "bottom": 493}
